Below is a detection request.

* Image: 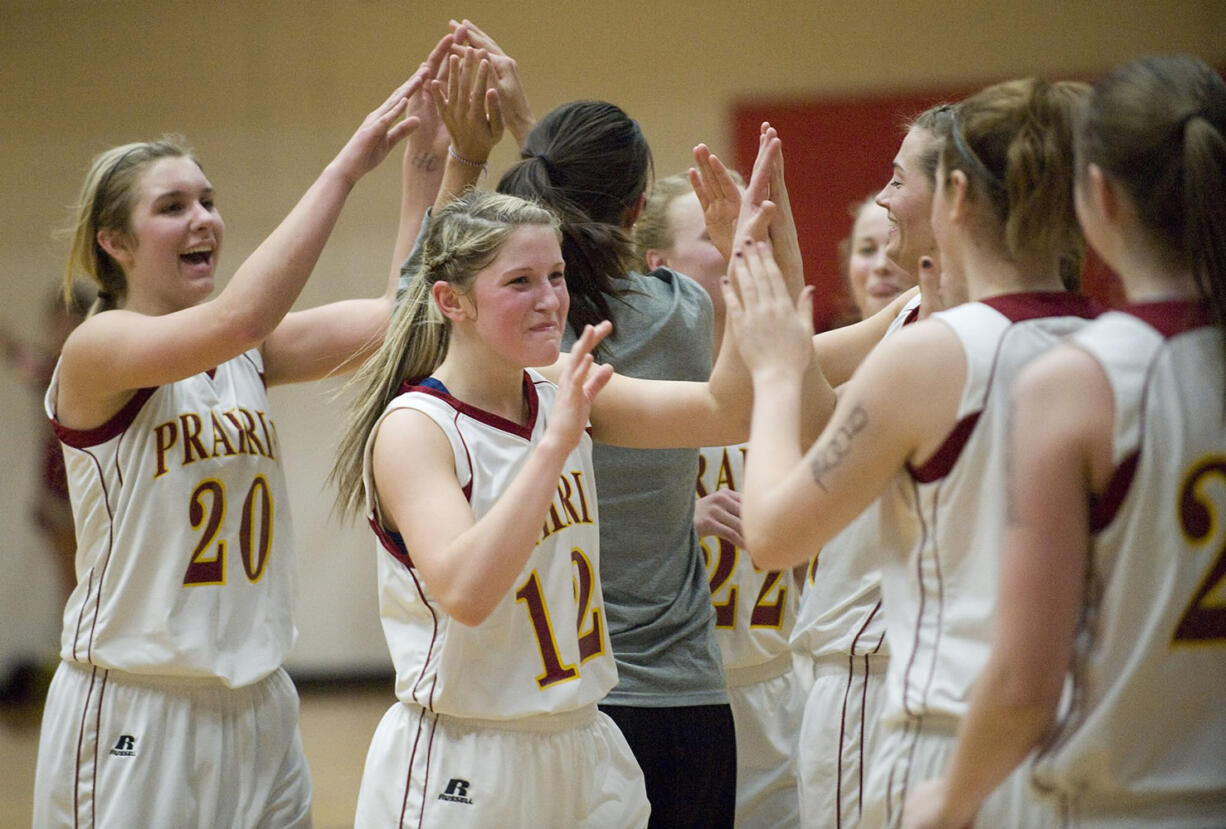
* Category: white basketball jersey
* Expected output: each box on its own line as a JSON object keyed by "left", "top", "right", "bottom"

{"left": 1031, "top": 302, "right": 1226, "bottom": 822}
{"left": 877, "top": 293, "right": 1098, "bottom": 725}
{"left": 790, "top": 294, "right": 920, "bottom": 663}
{"left": 696, "top": 443, "right": 796, "bottom": 676}
{"left": 45, "top": 350, "right": 295, "bottom": 687}
{"left": 364, "top": 369, "right": 616, "bottom": 720}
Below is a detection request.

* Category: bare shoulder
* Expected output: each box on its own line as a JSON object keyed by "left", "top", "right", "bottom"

{"left": 1012, "top": 343, "right": 1114, "bottom": 490}
{"left": 1013, "top": 343, "right": 1111, "bottom": 424}
{"left": 370, "top": 405, "right": 463, "bottom": 532}
{"left": 371, "top": 404, "right": 454, "bottom": 463}
{"left": 854, "top": 315, "right": 966, "bottom": 388}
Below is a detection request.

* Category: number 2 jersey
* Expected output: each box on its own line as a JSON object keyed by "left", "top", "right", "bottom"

{"left": 45, "top": 349, "right": 295, "bottom": 688}
{"left": 1030, "top": 301, "right": 1226, "bottom": 822}
{"left": 363, "top": 369, "right": 617, "bottom": 721}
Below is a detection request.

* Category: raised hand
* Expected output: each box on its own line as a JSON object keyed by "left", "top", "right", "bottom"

{"left": 450, "top": 19, "right": 535, "bottom": 145}
{"left": 430, "top": 46, "right": 504, "bottom": 165}
{"left": 403, "top": 32, "right": 456, "bottom": 171}
{"left": 762, "top": 123, "right": 805, "bottom": 295}
{"left": 690, "top": 144, "right": 742, "bottom": 263}
{"left": 733, "top": 125, "right": 783, "bottom": 249}
{"left": 547, "top": 321, "right": 615, "bottom": 451}
{"left": 723, "top": 239, "right": 814, "bottom": 381}
{"left": 331, "top": 74, "right": 424, "bottom": 186}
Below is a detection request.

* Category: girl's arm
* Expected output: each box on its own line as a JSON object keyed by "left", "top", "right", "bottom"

{"left": 563, "top": 132, "right": 832, "bottom": 451}
{"left": 450, "top": 19, "right": 535, "bottom": 146}
{"left": 902, "top": 345, "right": 1113, "bottom": 829}
{"left": 59, "top": 76, "right": 422, "bottom": 420}
{"left": 811, "top": 286, "right": 919, "bottom": 387}
{"left": 430, "top": 47, "right": 504, "bottom": 212}
{"left": 388, "top": 33, "right": 455, "bottom": 282}
{"left": 372, "top": 324, "right": 612, "bottom": 627}
{"left": 262, "top": 37, "right": 458, "bottom": 386}
{"left": 727, "top": 239, "right": 964, "bottom": 569}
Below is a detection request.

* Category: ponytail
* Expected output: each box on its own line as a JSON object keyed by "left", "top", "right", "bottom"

{"left": 941, "top": 78, "right": 1089, "bottom": 276}
{"left": 497, "top": 100, "right": 653, "bottom": 342}
{"left": 1182, "top": 112, "right": 1226, "bottom": 348}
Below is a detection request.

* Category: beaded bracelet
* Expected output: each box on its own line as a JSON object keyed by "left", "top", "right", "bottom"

{"left": 448, "top": 145, "right": 488, "bottom": 171}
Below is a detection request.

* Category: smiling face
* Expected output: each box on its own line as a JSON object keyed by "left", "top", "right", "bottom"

{"left": 458, "top": 224, "right": 569, "bottom": 369}
{"left": 104, "top": 156, "right": 223, "bottom": 314}
{"left": 847, "top": 200, "right": 917, "bottom": 317}
{"left": 875, "top": 126, "right": 939, "bottom": 274}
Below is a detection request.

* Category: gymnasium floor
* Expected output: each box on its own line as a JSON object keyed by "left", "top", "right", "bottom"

{"left": 1, "top": 677, "right": 394, "bottom": 828}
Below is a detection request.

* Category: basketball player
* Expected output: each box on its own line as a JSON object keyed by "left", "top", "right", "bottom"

{"left": 31, "top": 69, "right": 428, "bottom": 827}
{"left": 724, "top": 76, "right": 1098, "bottom": 827}
{"left": 903, "top": 53, "right": 1226, "bottom": 829}
{"left": 638, "top": 169, "right": 805, "bottom": 827}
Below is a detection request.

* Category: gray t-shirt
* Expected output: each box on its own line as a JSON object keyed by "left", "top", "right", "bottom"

{"left": 564, "top": 268, "right": 728, "bottom": 707}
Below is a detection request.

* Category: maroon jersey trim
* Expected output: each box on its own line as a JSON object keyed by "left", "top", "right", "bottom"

{"left": 1121, "top": 299, "right": 1212, "bottom": 339}
{"left": 908, "top": 412, "right": 981, "bottom": 483}
{"left": 980, "top": 291, "right": 1101, "bottom": 323}
{"left": 52, "top": 387, "right": 158, "bottom": 448}
{"left": 399, "top": 371, "right": 540, "bottom": 440}
{"left": 370, "top": 516, "right": 414, "bottom": 568}
{"left": 1089, "top": 450, "right": 1139, "bottom": 533}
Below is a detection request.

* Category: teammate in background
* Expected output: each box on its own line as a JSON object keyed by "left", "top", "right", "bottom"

{"left": 31, "top": 67, "right": 427, "bottom": 827}
{"left": 495, "top": 98, "right": 742, "bottom": 827}
{"left": 1, "top": 284, "right": 93, "bottom": 600}
{"left": 836, "top": 196, "right": 919, "bottom": 324}
{"left": 637, "top": 170, "right": 804, "bottom": 827}
{"left": 904, "top": 53, "right": 1226, "bottom": 829}
{"left": 787, "top": 120, "right": 937, "bottom": 829}
{"left": 0, "top": 283, "right": 92, "bottom": 706}
{"left": 727, "top": 76, "right": 1097, "bottom": 827}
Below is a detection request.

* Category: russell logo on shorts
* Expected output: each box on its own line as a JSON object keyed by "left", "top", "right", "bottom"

{"left": 438, "top": 778, "right": 473, "bottom": 805}
{"left": 109, "top": 735, "right": 137, "bottom": 757}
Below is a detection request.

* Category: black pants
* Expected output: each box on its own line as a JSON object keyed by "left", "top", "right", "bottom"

{"left": 600, "top": 703, "right": 737, "bottom": 829}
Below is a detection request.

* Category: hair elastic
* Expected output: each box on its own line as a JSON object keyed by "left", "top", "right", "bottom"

{"left": 949, "top": 110, "right": 1007, "bottom": 194}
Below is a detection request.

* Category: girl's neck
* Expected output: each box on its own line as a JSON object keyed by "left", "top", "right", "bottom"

{"left": 1111, "top": 241, "right": 1200, "bottom": 304}
{"left": 963, "top": 246, "right": 1066, "bottom": 302}
{"left": 432, "top": 343, "right": 529, "bottom": 425}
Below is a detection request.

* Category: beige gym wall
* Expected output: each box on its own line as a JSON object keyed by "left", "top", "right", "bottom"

{"left": 2, "top": 0, "right": 1223, "bottom": 672}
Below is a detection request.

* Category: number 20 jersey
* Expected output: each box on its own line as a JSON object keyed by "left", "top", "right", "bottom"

{"left": 364, "top": 370, "right": 616, "bottom": 721}
{"left": 1031, "top": 302, "right": 1226, "bottom": 819}
{"left": 45, "top": 349, "right": 295, "bottom": 688}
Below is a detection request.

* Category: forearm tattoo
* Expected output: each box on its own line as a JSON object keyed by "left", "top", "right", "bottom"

{"left": 808, "top": 403, "right": 868, "bottom": 491}
{"left": 411, "top": 152, "right": 441, "bottom": 172}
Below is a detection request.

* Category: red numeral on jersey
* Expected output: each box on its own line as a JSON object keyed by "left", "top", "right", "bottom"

{"left": 1174, "top": 457, "right": 1226, "bottom": 643}
{"left": 702, "top": 537, "right": 738, "bottom": 628}
{"left": 516, "top": 547, "right": 607, "bottom": 689}
{"left": 571, "top": 548, "right": 605, "bottom": 663}
{"left": 183, "top": 475, "right": 274, "bottom": 586}
{"left": 701, "top": 535, "right": 788, "bottom": 630}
